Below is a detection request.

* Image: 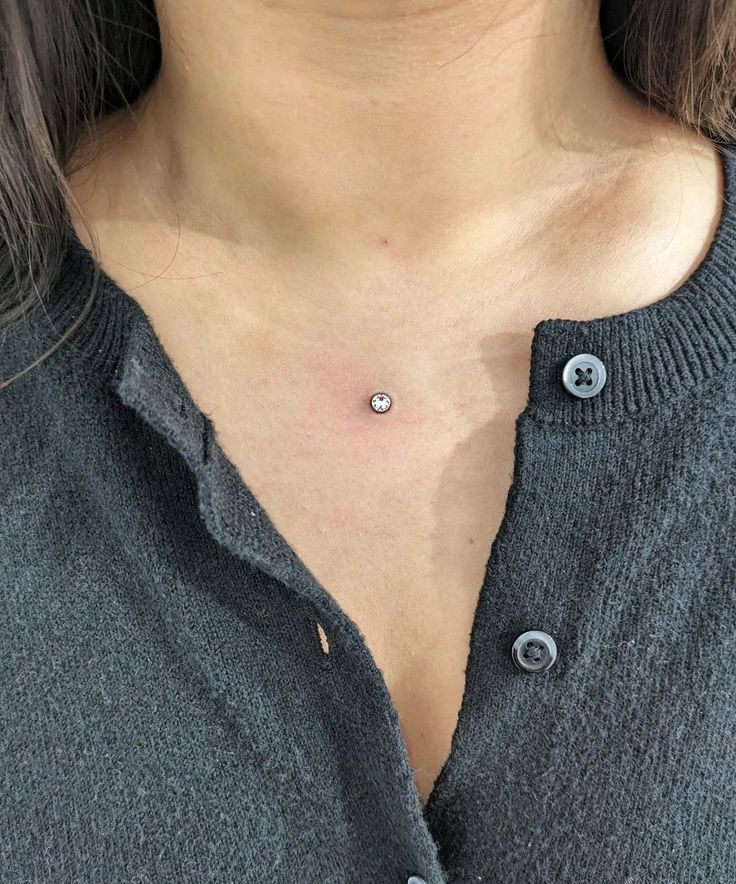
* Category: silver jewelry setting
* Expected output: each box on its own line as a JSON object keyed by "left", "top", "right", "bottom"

{"left": 370, "top": 392, "right": 392, "bottom": 413}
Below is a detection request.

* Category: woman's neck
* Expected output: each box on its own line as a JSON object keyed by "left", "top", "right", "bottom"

{"left": 68, "top": 0, "right": 720, "bottom": 336}
{"left": 94, "top": 0, "right": 662, "bottom": 255}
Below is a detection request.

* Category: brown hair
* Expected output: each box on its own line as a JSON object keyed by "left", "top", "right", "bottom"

{"left": 1, "top": 0, "right": 735, "bottom": 389}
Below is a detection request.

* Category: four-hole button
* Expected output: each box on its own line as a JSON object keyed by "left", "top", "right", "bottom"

{"left": 561, "top": 353, "right": 607, "bottom": 398}
{"left": 511, "top": 630, "right": 558, "bottom": 673}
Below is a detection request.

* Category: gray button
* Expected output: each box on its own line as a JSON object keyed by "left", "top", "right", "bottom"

{"left": 407, "top": 877, "right": 428, "bottom": 884}
{"left": 511, "top": 630, "right": 558, "bottom": 673}
{"left": 561, "top": 353, "right": 607, "bottom": 398}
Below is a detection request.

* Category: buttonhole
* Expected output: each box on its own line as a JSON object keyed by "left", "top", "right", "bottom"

{"left": 316, "top": 622, "right": 330, "bottom": 655}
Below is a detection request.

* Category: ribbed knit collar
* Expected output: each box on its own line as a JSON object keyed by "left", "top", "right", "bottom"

{"left": 18, "top": 137, "right": 736, "bottom": 431}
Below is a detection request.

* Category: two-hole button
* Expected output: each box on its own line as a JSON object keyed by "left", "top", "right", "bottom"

{"left": 561, "top": 353, "right": 607, "bottom": 398}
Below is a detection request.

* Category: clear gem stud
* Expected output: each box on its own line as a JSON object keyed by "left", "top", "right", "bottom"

{"left": 370, "top": 392, "right": 392, "bottom": 413}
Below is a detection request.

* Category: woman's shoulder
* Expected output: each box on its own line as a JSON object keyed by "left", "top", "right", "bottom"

{"left": 0, "top": 303, "right": 128, "bottom": 517}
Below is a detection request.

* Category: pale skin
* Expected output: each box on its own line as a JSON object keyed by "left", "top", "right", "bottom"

{"left": 67, "top": 0, "right": 724, "bottom": 806}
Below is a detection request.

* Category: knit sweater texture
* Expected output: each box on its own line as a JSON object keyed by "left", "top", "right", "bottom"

{"left": 2, "top": 142, "right": 736, "bottom": 884}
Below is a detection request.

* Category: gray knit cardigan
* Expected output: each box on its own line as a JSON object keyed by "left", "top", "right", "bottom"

{"left": 2, "top": 142, "right": 736, "bottom": 883}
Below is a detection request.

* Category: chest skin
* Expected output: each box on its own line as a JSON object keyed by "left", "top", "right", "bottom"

{"left": 212, "top": 381, "right": 522, "bottom": 807}
{"left": 140, "top": 305, "right": 531, "bottom": 807}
